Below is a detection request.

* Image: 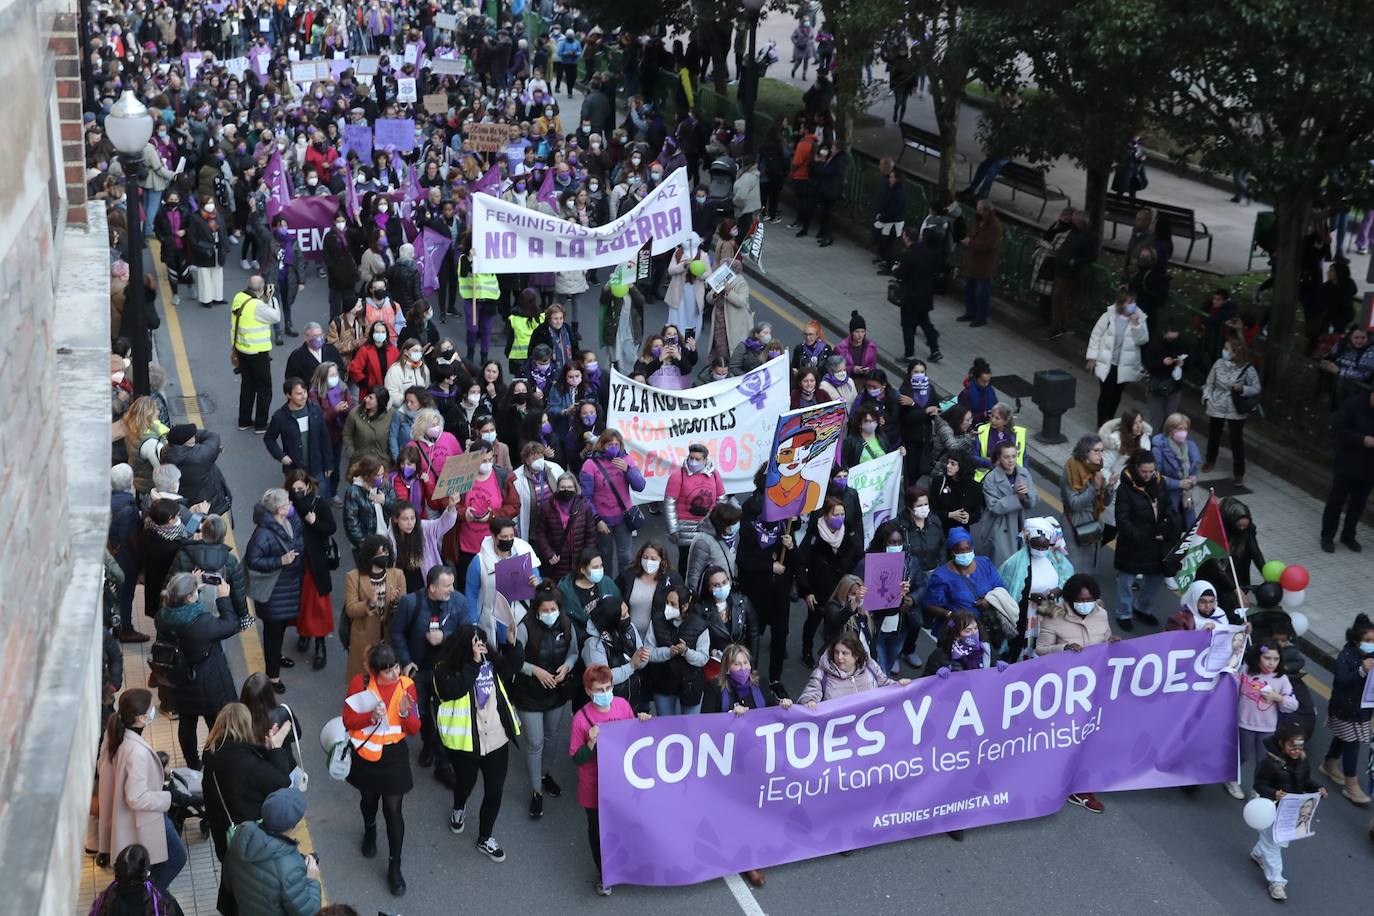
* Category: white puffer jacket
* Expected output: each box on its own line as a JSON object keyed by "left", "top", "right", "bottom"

{"left": 1086, "top": 306, "right": 1150, "bottom": 383}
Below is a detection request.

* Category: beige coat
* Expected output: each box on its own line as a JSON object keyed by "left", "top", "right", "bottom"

{"left": 1036, "top": 605, "right": 1113, "bottom": 654}
{"left": 97, "top": 730, "right": 172, "bottom": 862}
{"left": 344, "top": 568, "right": 407, "bottom": 682}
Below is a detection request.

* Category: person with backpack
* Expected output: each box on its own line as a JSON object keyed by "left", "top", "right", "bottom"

{"left": 87, "top": 844, "right": 187, "bottom": 916}
{"left": 153, "top": 572, "right": 241, "bottom": 769}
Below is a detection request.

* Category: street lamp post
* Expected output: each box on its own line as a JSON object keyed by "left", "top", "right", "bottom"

{"left": 742, "top": 0, "right": 766, "bottom": 154}
{"left": 104, "top": 90, "right": 155, "bottom": 396}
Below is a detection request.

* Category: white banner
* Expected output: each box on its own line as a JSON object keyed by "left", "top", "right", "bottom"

{"left": 608, "top": 354, "right": 791, "bottom": 503}
{"left": 472, "top": 167, "right": 693, "bottom": 273}
{"left": 849, "top": 450, "right": 905, "bottom": 544}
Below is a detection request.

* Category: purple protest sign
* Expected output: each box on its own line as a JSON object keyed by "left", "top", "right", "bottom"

{"left": 263, "top": 150, "right": 292, "bottom": 219}
{"left": 596, "top": 630, "right": 1237, "bottom": 886}
{"left": 468, "top": 164, "right": 501, "bottom": 197}
{"left": 418, "top": 227, "right": 453, "bottom": 295}
{"left": 536, "top": 166, "right": 557, "bottom": 209}
{"left": 341, "top": 124, "right": 373, "bottom": 161}
{"left": 647, "top": 365, "right": 691, "bottom": 390}
{"left": 374, "top": 118, "right": 416, "bottom": 152}
{"left": 277, "top": 195, "right": 346, "bottom": 262}
{"left": 862, "top": 551, "right": 904, "bottom": 612}
{"left": 494, "top": 553, "right": 534, "bottom": 602}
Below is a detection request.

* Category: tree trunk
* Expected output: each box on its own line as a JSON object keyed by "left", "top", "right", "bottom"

{"left": 933, "top": 88, "right": 962, "bottom": 199}
{"left": 1082, "top": 164, "right": 1109, "bottom": 244}
{"left": 1262, "top": 189, "right": 1312, "bottom": 391}
{"left": 829, "top": 19, "right": 861, "bottom": 147}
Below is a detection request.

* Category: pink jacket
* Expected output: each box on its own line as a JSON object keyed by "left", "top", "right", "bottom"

{"left": 835, "top": 337, "right": 877, "bottom": 376}
{"left": 97, "top": 731, "right": 172, "bottom": 861}
{"left": 570, "top": 697, "right": 635, "bottom": 808}
{"left": 797, "top": 651, "right": 892, "bottom": 705}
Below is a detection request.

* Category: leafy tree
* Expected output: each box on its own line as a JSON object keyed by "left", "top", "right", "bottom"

{"left": 907, "top": 0, "right": 980, "bottom": 198}
{"left": 1161, "top": 0, "right": 1374, "bottom": 385}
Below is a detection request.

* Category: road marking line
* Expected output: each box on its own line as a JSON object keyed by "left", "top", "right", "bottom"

{"left": 722, "top": 872, "right": 768, "bottom": 916}
{"left": 748, "top": 283, "right": 808, "bottom": 332}
{"left": 1303, "top": 673, "right": 1331, "bottom": 701}
{"left": 152, "top": 243, "right": 323, "bottom": 875}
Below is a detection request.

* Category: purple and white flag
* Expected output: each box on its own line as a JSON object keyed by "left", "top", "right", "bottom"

{"left": 264, "top": 149, "right": 292, "bottom": 219}
{"left": 467, "top": 164, "right": 501, "bottom": 197}
{"left": 416, "top": 226, "right": 453, "bottom": 296}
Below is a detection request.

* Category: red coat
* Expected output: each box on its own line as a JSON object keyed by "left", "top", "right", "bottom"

{"left": 349, "top": 342, "right": 399, "bottom": 389}
{"left": 305, "top": 143, "right": 339, "bottom": 183}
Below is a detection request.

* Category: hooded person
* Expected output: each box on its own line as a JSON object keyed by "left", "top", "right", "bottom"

{"left": 580, "top": 595, "right": 650, "bottom": 713}
{"left": 226, "top": 788, "right": 321, "bottom": 916}
{"left": 997, "top": 517, "right": 1075, "bottom": 658}
{"left": 1167, "top": 579, "right": 1231, "bottom": 631}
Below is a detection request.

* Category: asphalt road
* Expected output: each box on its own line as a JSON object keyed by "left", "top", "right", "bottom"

{"left": 146, "top": 251, "right": 1373, "bottom": 915}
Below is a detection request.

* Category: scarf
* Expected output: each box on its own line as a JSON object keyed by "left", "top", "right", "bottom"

{"left": 474, "top": 661, "right": 495, "bottom": 707}
{"left": 950, "top": 635, "right": 984, "bottom": 667}
{"left": 1064, "top": 456, "right": 1106, "bottom": 517}
{"left": 743, "top": 337, "right": 764, "bottom": 352}
{"left": 154, "top": 519, "right": 188, "bottom": 542}
{"left": 817, "top": 516, "right": 846, "bottom": 549}
{"left": 167, "top": 208, "right": 184, "bottom": 249}
{"left": 964, "top": 381, "right": 995, "bottom": 415}
{"left": 800, "top": 339, "right": 826, "bottom": 362}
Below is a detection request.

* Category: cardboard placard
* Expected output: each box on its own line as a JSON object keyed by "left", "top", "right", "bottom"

{"left": 397, "top": 77, "right": 418, "bottom": 103}
{"left": 353, "top": 55, "right": 380, "bottom": 76}
{"left": 423, "top": 93, "right": 450, "bottom": 114}
{"left": 224, "top": 56, "right": 249, "bottom": 80}
{"left": 430, "top": 57, "right": 465, "bottom": 76}
{"left": 431, "top": 451, "right": 487, "bottom": 500}
{"left": 289, "top": 60, "right": 330, "bottom": 84}
{"left": 466, "top": 122, "right": 508, "bottom": 152}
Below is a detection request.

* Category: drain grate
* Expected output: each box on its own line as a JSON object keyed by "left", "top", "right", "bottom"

{"left": 990, "top": 374, "right": 1035, "bottom": 399}
{"left": 168, "top": 393, "right": 216, "bottom": 419}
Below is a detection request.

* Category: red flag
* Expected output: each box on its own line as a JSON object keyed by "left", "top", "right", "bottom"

{"left": 1167, "top": 493, "right": 1230, "bottom": 590}
{"left": 1196, "top": 493, "right": 1230, "bottom": 551}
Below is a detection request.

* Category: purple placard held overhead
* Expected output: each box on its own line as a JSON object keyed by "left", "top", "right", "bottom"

{"left": 341, "top": 124, "right": 373, "bottom": 161}
{"left": 647, "top": 365, "right": 691, "bottom": 391}
{"left": 374, "top": 117, "right": 416, "bottom": 152}
{"left": 862, "top": 551, "right": 905, "bottom": 612}
{"left": 494, "top": 553, "right": 535, "bottom": 602}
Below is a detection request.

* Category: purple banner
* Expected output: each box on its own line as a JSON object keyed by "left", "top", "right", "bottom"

{"left": 374, "top": 117, "right": 415, "bottom": 152}
{"left": 278, "top": 196, "right": 346, "bottom": 262}
{"left": 341, "top": 124, "right": 373, "bottom": 161}
{"left": 596, "top": 631, "right": 1238, "bottom": 886}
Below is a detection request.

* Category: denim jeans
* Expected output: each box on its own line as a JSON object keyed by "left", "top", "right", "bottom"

{"left": 148, "top": 814, "right": 187, "bottom": 892}
{"left": 1114, "top": 572, "right": 1164, "bottom": 619}
{"left": 969, "top": 157, "right": 1009, "bottom": 197}
{"left": 142, "top": 187, "right": 163, "bottom": 238}
{"left": 597, "top": 522, "right": 635, "bottom": 579}
{"left": 874, "top": 628, "right": 905, "bottom": 676}
{"left": 963, "top": 277, "right": 990, "bottom": 321}
{"left": 652, "top": 695, "right": 703, "bottom": 717}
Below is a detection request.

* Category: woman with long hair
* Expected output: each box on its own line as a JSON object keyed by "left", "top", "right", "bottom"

{"left": 88, "top": 844, "right": 187, "bottom": 916}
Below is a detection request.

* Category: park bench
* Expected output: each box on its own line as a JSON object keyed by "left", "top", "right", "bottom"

{"left": 993, "top": 161, "right": 1071, "bottom": 220}
{"left": 1104, "top": 193, "right": 1214, "bottom": 263}
{"left": 896, "top": 122, "right": 970, "bottom": 181}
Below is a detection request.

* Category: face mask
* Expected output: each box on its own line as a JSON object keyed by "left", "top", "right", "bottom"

{"left": 1222, "top": 351, "right": 1233, "bottom": 362}
{"left": 712, "top": 585, "right": 731, "bottom": 601}
{"left": 1029, "top": 547, "right": 1049, "bottom": 558}
{"left": 480, "top": 430, "right": 497, "bottom": 443}
{"left": 112, "top": 371, "right": 126, "bottom": 385}
{"left": 832, "top": 477, "right": 848, "bottom": 491}
{"left": 378, "top": 202, "right": 390, "bottom": 213}
{"left": 556, "top": 489, "right": 575, "bottom": 502}
{"left": 861, "top": 421, "right": 878, "bottom": 435}
{"left": 407, "top": 349, "right": 423, "bottom": 363}
{"left": 953, "top": 551, "right": 975, "bottom": 567}
{"left": 481, "top": 462, "right": 496, "bottom": 476}
{"left": 728, "top": 667, "right": 752, "bottom": 688}
{"left": 833, "top": 371, "right": 847, "bottom": 382}
{"left": 959, "top": 634, "right": 980, "bottom": 649}
{"left": 585, "top": 361, "right": 599, "bottom": 374}
{"left": 651, "top": 172, "right": 663, "bottom": 182}
{"left": 464, "top": 394, "right": 480, "bottom": 408}
{"left": 826, "top": 515, "right": 845, "bottom": 530}
{"left": 372, "top": 331, "right": 388, "bottom": 344}
{"left": 1124, "top": 303, "right": 1137, "bottom": 315}
{"left": 631, "top": 156, "right": 641, "bottom": 165}
{"left": 726, "top": 523, "right": 741, "bottom": 537}
{"left": 913, "top": 505, "right": 931, "bottom": 519}
{"left": 686, "top": 458, "right": 704, "bottom": 473}
{"left": 641, "top": 558, "right": 661, "bottom": 575}
{"left": 664, "top": 605, "right": 681, "bottom": 622}
{"left": 538, "top": 610, "right": 560, "bottom": 627}
{"left": 496, "top": 536, "right": 514, "bottom": 552}
{"left": 885, "top": 544, "right": 903, "bottom": 554}
{"left": 401, "top": 466, "right": 416, "bottom": 479}
{"left": 203, "top": 202, "right": 215, "bottom": 213}
{"left": 587, "top": 567, "right": 605, "bottom": 584}
{"left": 335, "top": 221, "right": 347, "bottom": 231}
{"left": 327, "top": 374, "right": 340, "bottom": 389}
{"left": 424, "top": 425, "right": 442, "bottom": 441}
{"left": 1171, "top": 429, "right": 1188, "bottom": 443}
{"left": 588, "top": 181, "right": 599, "bottom": 191}
{"left": 591, "top": 690, "right": 614, "bottom": 709}
{"left": 146, "top": 706, "right": 158, "bottom": 723}
{"left": 307, "top": 176, "right": 319, "bottom": 187}
{"left": 650, "top": 346, "right": 662, "bottom": 358}
{"left": 695, "top": 194, "right": 707, "bottom": 204}
{"left": 1361, "top": 642, "right": 1374, "bottom": 655}
{"left": 1072, "top": 601, "right": 1096, "bottom": 616}
{"left": 604, "top": 444, "right": 621, "bottom": 458}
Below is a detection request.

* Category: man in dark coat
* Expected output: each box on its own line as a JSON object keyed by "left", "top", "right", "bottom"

{"left": 894, "top": 226, "right": 942, "bottom": 362}
{"left": 154, "top": 575, "right": 242, "bottom": 768}
{"left": 162, "top": 423, "right": 233, "bottom": 517}
{"left": 579, "top": 73, "right": 613, "bottom": 137}
{"left": 1112, "top": 453, "right": 1180, "bottom": 631}
{"left": 282, "top": 323, "right": 343, "bottom": 388}
{"left": 1321, "top": 388, "right": 1374, "bottom": 552}
{"left": 263, "top": 377, "right": 330, "bottom": 481}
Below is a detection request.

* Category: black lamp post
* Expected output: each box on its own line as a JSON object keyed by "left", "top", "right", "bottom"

{"left": 106, "top": 90, "right": 155, "bottom": 396}
{"left": 741, "top": 0, "right": 766, "bottom": 154}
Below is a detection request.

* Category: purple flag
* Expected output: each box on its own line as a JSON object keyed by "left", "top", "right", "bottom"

{"left": 404, "top": 160, "right": 423, "bottom": 205}
{"left": 374, "top": 117, "right": 416, "bottom": 152}
{"left": 418, "top": 226, "right": 453, "bottom": 296}
{"left": 264, "top": 149, "right": 292, "bottom": 219}
{"left": 467, "top": 164, "right": 501, "bottom": 197}
{"left": 596, "top": 630, "right": 1238, "bottom": 886}
{"left": 536, "top": 167, "right": 557, "bottom": 209}
{"left": 344, "top": 171, "right": 361, "bottom": 222}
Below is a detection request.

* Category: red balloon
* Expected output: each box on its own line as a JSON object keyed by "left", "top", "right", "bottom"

{"left": 1279, "top": 565, "right": 1309, "bottom": 592}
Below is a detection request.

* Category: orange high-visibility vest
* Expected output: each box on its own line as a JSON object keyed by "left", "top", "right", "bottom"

{"left": 347, "top": 675, "right": 414, "bottom": 762}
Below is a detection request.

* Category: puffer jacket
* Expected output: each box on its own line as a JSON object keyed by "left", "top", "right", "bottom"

{"left": 797, "top": 650, "right": 892, "bottom": 705}
{"left": 385, "top": 258, "right": 424, "bottom": 310}
{"left": 243, "top": 504, "right": 305, "bottom": 621}
{"left": 342, "top": 479, "right": 397, "bottom": 548}
{"left": 170, "top": 541, "right": 250, "bottom": 621}
{"left": 532, "top": 494, "right": 599, "bottom": 582}
{"left": 684, "top": 515, "right": 737, "bottom": 595}
{"left": 1201, "top": 357, "right": 1261, "bottom": 421}
{"left": 663, "top": 459, "right": 725, "bottom": 547}
{"left": 162, "top": 430, "right": 232, "bottom": 516}
{"left": 1252, "top": 734, "right": 1321, "bottom": 801}
{"left": 153, "top": 596, "right": 239, "bottom": 719}
{"left": 1112, "top": 467, "right": 1180, "bottom": 575}
{"left": 226, "top": 822, "right": 321, "bottom": 916}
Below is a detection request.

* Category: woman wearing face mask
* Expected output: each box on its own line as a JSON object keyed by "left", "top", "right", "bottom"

{"left": 153, "top": 190, "right": 191, "bottom": 306}
{"left": 351, "top": 320, "right": 401, "bottom": 390}
{"left": 1112, "top": 450, "right": 1180, "bottom": 632}
{"left": 645, "top": 583, "right": 710, "bottom": 717}
{"left": 466, "top": 416, "right": 512, "bottom": 473}
{"left": 1201, "top": 334, "right": 1261, "bottom": 485}
{"left": 685, "top": 501, "right": 743, "bottom": 600}
{"left": 451, "top": 453, "right": 512, "bottom": 586}
{"left": 930, "top": 450, "right": 983, "bottom": 532}
{"left": 342, "top": 536, "right": 407, "bottom": 681}
{"left": 1149, "top": 412, "right": 1202, "bottom": 526}
{"left": 244, "top": 488, "right": 307, "bottom": 694}
{"left": 924, "top": 611, "right": 991, "bottom": 676}
{"left": 799, "top": 631, "right": 903, "bottom": 710}
{"left": 281, "top": 469, "right": 339, "bottom": 670}
{"left": 187, "top": 193, "right": 229, "bottom": 306}
{"left": 995, "top": 517, "right": 1073, "bottom": 661}
{"left": 96, "top": 688, "right": 189, "bottom": 893}
{"left": 384, "top": 337, "right": 432, "bottom": 407}
{"left": 896, "top": 359, "right": 943, "bottom": 479}
{"left": 923, "top": 526, "right": 1008, "bottom": 638}
{"left": 409, "top": 408, "right": 464, "bottom": 506}
{"left": 578, "top": 431, "right": 647, "bottom": 577}
{"left": 841, "top": 403, "right": 895, "bottom": 468}
{"left": 698, "top": 566, "right": 760, "bottom": 679}
{"left": 557, "top": 548, "right": 623, "bottom": 644}
{"left": 791, "top": 494, "right": 862, "bottom": 667}
{"left": 727, "top": 322, "right": 773, "bottom": 376}
{"left": 511, "top": 585, "right": 580, "bottom": 820}
{"left": 566, "top": 399, "right": 606, "bottom": 474}
{"left": 582, "top": 596, "right": 652, "bottom": 713}
{"left": 1098, "top": 408, "right": 1151, "bottom": 544}
{"left": 818, "top": 353, "right": 858, "bottom": 405}
{"left": 853, "top": 521, "right": 920, "bottom": 677}
{"left": 569, "top": 664, "right": 652, "bottom": 896}
{"left": 546, "top": 362, "right": 590, "bottom": 442}
{"left": 506, "top": 444, "right": 566, "bottom": 550}
{"left": 611, "top": 541, "right": 678, "bottom": 643}
{"left": 1085, "top": 288, "right": 1150, "bottom": 426}
{"left": 1317, "top": 613, "right": 1374, "bottom": 804}
{"left": 307, "top": 363, "right": 351, "bottom": 500}
{"left": 665, "top": 236, "right": 710, "bottom": 338}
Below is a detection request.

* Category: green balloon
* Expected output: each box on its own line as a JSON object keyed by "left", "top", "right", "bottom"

{"left": 689, "top": 259, "right": 707, "bottom": 277}
{"left": 1261, "top": 560, "right": 1287, "bottom": 583}
{"left": 609, "top": 281, "right": 630, "bottom": 298}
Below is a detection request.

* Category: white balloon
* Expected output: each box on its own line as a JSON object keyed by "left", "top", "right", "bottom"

{"left": 1284, "top": 588, "right": 1307, "bottom": 609}
{"left": 1243, "top": 796, "right": 1277, "bottom": 830}
{"left": 1288, "top": 611, "right": 1310, "bottom": 637}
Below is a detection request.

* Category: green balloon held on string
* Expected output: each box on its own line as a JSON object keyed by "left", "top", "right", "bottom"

{"left": 1260, "top": 560, "right": 1287, "bottom": 583}
{"left": 609, "top": 281, "right": 630, "bottom": 298}
{"left": 689, "top": 259, "right": 707, "bottom": 277}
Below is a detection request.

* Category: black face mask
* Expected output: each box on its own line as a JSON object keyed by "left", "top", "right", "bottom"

{"left": 496, "top": 538, "right": 515, "bottom": 553}
{"left": 511, "top": 391, "right": 528, "bottom": 405}
{"left": 555, "top": 490, "right": 574, "bottom": 502}
{"left": 372, "top": 555, "right": 391, "bottom": 569}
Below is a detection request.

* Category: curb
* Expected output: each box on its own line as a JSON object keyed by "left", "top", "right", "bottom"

{"left": 749, "top": 265, "right": 1342, "bottom": 675}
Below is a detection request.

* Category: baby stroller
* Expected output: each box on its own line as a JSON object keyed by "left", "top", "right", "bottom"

{"left": 161, "top": 755, "right": 209, "bottom": 839}
{"left": 705, "top": 156, "right": 738, "bottom": 225}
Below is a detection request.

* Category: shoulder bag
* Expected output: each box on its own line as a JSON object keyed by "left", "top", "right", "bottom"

{"left": 593, "top": 458, "right": 645, "bottom": 532}
{"left": 246, "top": 526, "right": 293, "bottom": 603}
{"left": 1229, "top": 364, "right": 1261, "bottom": 417}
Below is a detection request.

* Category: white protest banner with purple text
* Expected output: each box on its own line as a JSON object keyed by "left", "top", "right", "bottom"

{"left": 472, "top": 167, "right": 693, "bottom": 273}
{"left": 849, "top": 449, "right": 904, "bottom": 544}
{"left": 607, "top": 354, "right": 790, "bottom": 502}
{"left": 596, "top": 630, "right": 1237, "bottom": 886}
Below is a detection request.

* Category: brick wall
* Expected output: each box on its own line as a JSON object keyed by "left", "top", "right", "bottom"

{"left": 51, "top": 9, "right": 86, "bottom": 226}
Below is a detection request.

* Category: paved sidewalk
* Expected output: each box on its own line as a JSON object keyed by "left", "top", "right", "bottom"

{"left": 748, "top": 212, "right": 1370, "bottom": 659}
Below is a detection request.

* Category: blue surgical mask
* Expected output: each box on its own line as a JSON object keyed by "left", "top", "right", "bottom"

{"left": 146, "top": 705, "right": 158, "bottom": 723}
{"left": 885, "top": 544, "right": 903, "bottom": 554}
{"left": 1360, "top": 642, "right": 1374, "bottom": 655}
{"left": 1222, "top": 350, "right": 1233, "bottom": 362}
{"left": 725, "top": 522, "right": 741, "bottom": 537}
{"left": 1073, "top": 601, "right": 1096, "bottom": 616}
{"left": 953, "top": 552, "right": 975, "bottom": 567}
{"left": 591, "top": 690, "right": 614, "bottom": 709}
{"left": 711, "top": 585, "right": 731, "bottom": 601}
{"left": 538, "top": 610, "right": 560, "bottom": 627}
{"left": 587, "top": 567, "right": 605, "bottom": 584}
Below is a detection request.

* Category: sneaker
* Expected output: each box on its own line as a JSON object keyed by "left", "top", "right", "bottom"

{"left": 529, "top": 793, "right": 544, "bottom": 819}
{"left": 449, "top": 809, "right": 466, "bottom": 834}
{"left": 1268, "top": 883, "right": 1287, "bottom": 901}
{"left": 928, "top": 351, "right": 943, "bottom": 363}
{"left": 240, "top": 259, "right": 253, "bottom": 270}
{"left": 1067, "top": 792, "right": 1105, "bottom": 813}
{"left": 172, "top": 293, "right": 180, "bottom": 306}
{"left": 904, "top": 651, "right": 924, "bottom": 668}
{"left": 595, "top": 880, "right": 613, "bottom": 896}
{"left": 476, "top": 836, "right": 506, "bottom": 862}
{"left": 1224, "top": 781, "right": 1245, "bottom": 800}
{"left": 541, "top": 773, "right": 562, "bottom": 798}
{"left": 238, "top": 423, "right": 254, "bottom": 431}
{"left": 1116, "top": 616, "right": 1135, "bottom": 633}
{"left": 270, "top": 679, "right": 286, "bottom": 695}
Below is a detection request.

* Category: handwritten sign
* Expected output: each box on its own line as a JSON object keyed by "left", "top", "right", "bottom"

{"left": 224, "top": 56, "right": 249, "bottom": 80}
{"left": 466, "top": 122, "right": 507, "bottom": 152}
{"left": 396, "top": 77, "right": 418, "bottom": 103}
{"left": 431, "top": 451, "right": 486, "bottom": 500}
{"left": 353, "top": 55, "right": 379, "bottom": 76}
{"left": 434, "top": 11, "right": 459, "bottom": 29}
{"left": 290, "top": 60, "right": 330, "bottom": 84}
{"left": 423, "top": 93, "right": 450, "bottom": 114}
{"left": 430, "top": 57, "right": 466, "bottom": 76}
{"left": 374, "top": 118, "right": 416, "bottom": 152}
